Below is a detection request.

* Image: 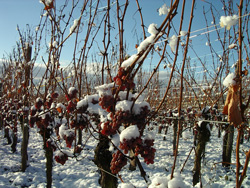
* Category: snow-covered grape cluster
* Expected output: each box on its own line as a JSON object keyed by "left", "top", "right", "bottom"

{"left": 95, "top": 75, "right": 154, "bottom": 174}
{"left": 0, "top": 99, "right": 20, "bottom": 145}
{"left": 113, "top": 67, "right": 135, "bottom": 90}
{"left": 65, "top": 87, "right": 78, "bottom": 113}
{"left": 55, "top": 152, "right": 68, "bottom": 165}
{"left": 29, "top": 96, "right": 53, "bottom": 130}
{"left": 119, "top": 137, "right": 142, "bottom": 154}
{"left": 46, "top": 139, "right": 57, "bottom": 151}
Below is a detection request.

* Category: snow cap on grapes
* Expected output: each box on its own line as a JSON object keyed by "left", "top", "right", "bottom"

{"left": 120, "top": 125, "right": 140, "bottom": 142}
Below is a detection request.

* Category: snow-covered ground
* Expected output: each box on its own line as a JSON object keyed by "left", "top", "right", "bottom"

{"left": 1, "top": 123, "right": 250, "bottom": 188}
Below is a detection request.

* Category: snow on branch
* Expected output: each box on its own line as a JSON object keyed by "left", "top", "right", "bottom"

{"left": 70, "top": 18, "right": 80, "bottom": 34}
{"left": 159, "top": 4, "right": 170, "bottom": 16}
{"left": 220, "top": 15, "right": 238, "bottom": 30}
{"left": 223, "top": 72, "right": 236, "bottom": 88}
{"left": 121, "top": 23, "right": 159, "bottom": 68}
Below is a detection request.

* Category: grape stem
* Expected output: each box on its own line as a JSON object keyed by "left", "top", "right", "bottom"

{"left": 134, "top": 154, "right": 149, "bottom": 184}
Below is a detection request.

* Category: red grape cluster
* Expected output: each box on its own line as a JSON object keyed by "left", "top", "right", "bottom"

{"left": 135, "top": 138, "right": 156, "bottom": 165}
{"left": 28, "top": 106, "right": 42, "bottom": 128}
{"left": 30, "top": 94, "right": 59, "bottom": 128}
{"left": 67, "top": 100, "right": 77, "bottom": 113}
{"left": 119, "top": 137, "right": 142, "bottom": 154}
{"left": 99, "top": 95, "right": 115, "bottom": 112}
{"left": 77, "top": 103, "right": 88, "bottom": 113}
{"left": 132, "top": 106, "right": 150, "bottom": 130}
{"left": 35, "top": 97, "right": 43, "bottom": 109}
{"left": 110, "top": 150, "right": 128, "bottom": 174}
{"left": 100, "top": 121, "right": 118, "bottom": 136}
{"left": 113, "top": 67, "right": 135, "bottom": 90}
{"left": 41, "top": 112, "right": 52, "bottom": 128}
{"left": 55, "top": 152, "right": 68, "bottom": 165}
{"left": 100, "top": 110, "right": 134, "bottom": 136}
{"left": 113, "top": 110, "right": 132, "bottom": 126}
{"left": 51, "top": 92, "right": 59, "bottom": 99}
{"left": 66, "top": 87, "right": 78, "bottom": 101}
{"left": 100, "top": 106, "right": 149, "bottom": 137}
{"left": 70, "top": 115, "right": 88, "bottom": 130}
{"left": 45, "top": 96, "right": 53, "bottom": 109}
{"left": 65, "top": 87, "right": 78, "bottom": 113}
{"left": 64, "top": 131, "right": 75, "bottom": 148}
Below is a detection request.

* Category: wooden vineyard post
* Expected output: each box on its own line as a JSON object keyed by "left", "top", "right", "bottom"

{"left": 21, "top": 44, "right": 32, "bottom": 172}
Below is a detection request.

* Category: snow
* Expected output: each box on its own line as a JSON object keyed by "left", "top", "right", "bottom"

{"left": 45, "top": 0, "right": 53, "bottom": 6}
{"left": 137, "top": 24, "right": 158, "bottom": 53}
{"left": 220, "top": 15, "right": 238, "bottom": 30}
{"left": 168, "top": 176, "right": 186, "bottom": 188}
{"left": 180, "top": 31, "right": 187, "bottom": 37}
{"left": 148, "top": 23, "right": 158, "bottom": 36}
{"left": 107, "top": 112, "right": 112, "bottom": 120}
{"left": 95, "top": 82, "right": 114, "bottom": 96}
{"left": 50, "top": 102, "right": 56, "bottom": 109}
{"left": 88, "top": 103, "right": 103, "bottom": 114}
{"left": 1, "top": 116, "right": 250, "bottom": 188}
{"left": 121, "top": 54, "right": 138, "bottom": 68}
{"left": 137, "top": 35, "right": 155, "bottom": 53}
{"left": 76, "top": 94, "right": 101, "bottom": 114}
{"left": 120, "top": 183, "right": 134, "bottom": 188}
{"left": 159, "top": 4, "right": 170, "bottom": 16}
{"left": 86, "top": 94, "right": 99, "bottom": 103}
{"left": 109, "top": 134, "right": 120, "bottom": 152}
{"left": 12, "top": 173, "right": 29, "bottom": 187}
{"left": 223, "top": 72, "right": 236, "bottom": 87}
{"left": 56, "top": 103, "right": 66, "bottom": 110}
{"left": 77, "top": 98, "right": 88, "bottom": 109}
{"left": 182, "top": 130, "right": 192, "bottom": 140}
{"left": 52, "top": 41, "right": 58, "bottom": 47}
{"left": 68, "top": 87, "right": 77, "bottom": 95}
{"left": 231, "top": 62, "right": 237, "bottom": 69}
{"left": 121, "top": 23, "right": 159, "bottom": 68}
{"left": 55, "top": 149, "right": 72, "bottom": 158}
{"left": 118, "top": 91, "right": 133, "bottom": 101}
{"left": 70, "top": 18, "right": 80, "bottom": 34}
{"left": 169, "top": 35, "right": 178, "bottom": 52}
{"left": 120, "top": 125, "right": 140, "bottom": 142}
{"left": 59, "top": 123, "right": 74, "bottom": 139}
{"left": 149, "top": 176, "right": 169, "bottom": 188}
{"left": 133, "top": 93, "right": 146, "bottom": 102}
{"left": 112, "top": 95, "right": 149, "bottom": 115}
{"left": 228, "top": 43, "right": 237, "bottom": 49}
{"left": 39, "top": 109, "right": 50, "bottom": 120}
{"left": 132, "top": 101, "right": 148, "bottom": 115}
{"left": 36, "top": 97, "right": 43, "bottom": 103}
{"left": 144, "top": 132, "right": 155, "bottom": 140}
{"left": 115, "top": 100, "right": 133, "bottom": 112}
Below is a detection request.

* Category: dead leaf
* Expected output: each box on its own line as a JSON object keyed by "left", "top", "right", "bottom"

{"left": 228, "top": 90, "right": 242, "bottom": 126}
{"left": 223, "top": 85, "right": 242, "bottom": 126}
{"left": 223, "top": 87, "right": 233, "bottom": 115}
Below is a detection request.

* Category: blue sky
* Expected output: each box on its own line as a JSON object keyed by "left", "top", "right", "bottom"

{"left": 0, "top": 0, "right": 242, "bottom": 76}
{"left": 0, "top": 0, "right": 42, "bottom": 56}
